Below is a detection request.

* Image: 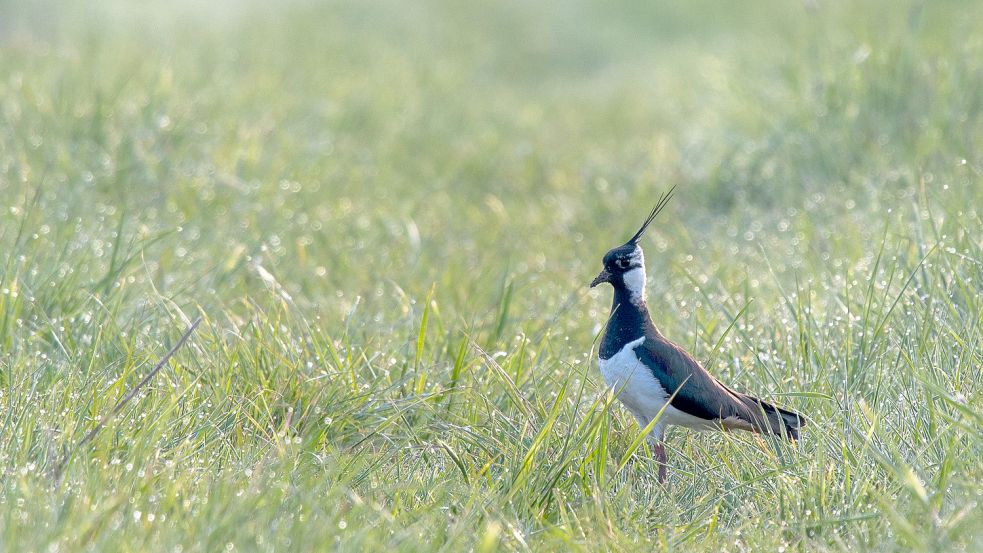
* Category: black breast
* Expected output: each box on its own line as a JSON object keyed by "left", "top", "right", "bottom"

{"left": 599, "top": 287, "right": 652, "bottom": 359}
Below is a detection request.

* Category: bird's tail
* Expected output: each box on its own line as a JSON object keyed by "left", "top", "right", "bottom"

{"left": 738, "top": 394, "right": 806, "bottom": 441}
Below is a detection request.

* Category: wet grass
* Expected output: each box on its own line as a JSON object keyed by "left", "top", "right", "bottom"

{"left": 1, "top": 0, "right": 982, "bottom": 551}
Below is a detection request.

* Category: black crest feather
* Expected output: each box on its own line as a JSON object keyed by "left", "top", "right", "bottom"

{"left": 626, "top": 185, "right": 676, "bottom": 245}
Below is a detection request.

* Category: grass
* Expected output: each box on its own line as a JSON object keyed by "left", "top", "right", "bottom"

{"left": 1, "top": 0, "right": 982, "bottom": 550}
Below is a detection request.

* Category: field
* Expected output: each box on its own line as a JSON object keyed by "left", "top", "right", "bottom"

{"left": 1, "top": 0, "right": 982, "bottom": 550}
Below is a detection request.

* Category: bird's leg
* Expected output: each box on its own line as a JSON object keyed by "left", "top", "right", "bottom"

{"left": 641, "top": 422, "right": 668, "bottom": 484}
{"left": 654, "top": 441, "right": 668, "bottom": 484}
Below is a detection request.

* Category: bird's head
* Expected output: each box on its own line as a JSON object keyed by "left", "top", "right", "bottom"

{"left": 590, "top": 187, "right": 675, "bottom": 302}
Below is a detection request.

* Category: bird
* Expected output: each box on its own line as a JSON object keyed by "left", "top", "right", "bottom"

{"left": 590, "top": 187, "right": 805, "bottom": 483}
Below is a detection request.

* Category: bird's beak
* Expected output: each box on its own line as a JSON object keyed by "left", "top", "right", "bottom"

{"left": 590, "top": 269, "right": 612, "bottom": 288}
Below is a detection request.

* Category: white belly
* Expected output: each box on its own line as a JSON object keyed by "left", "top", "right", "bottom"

{"left": 598, "top": 337, "right": 718, "bottom": 434}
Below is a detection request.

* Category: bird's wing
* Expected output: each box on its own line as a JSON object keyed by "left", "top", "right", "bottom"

{"left": 635, "top": 336, "right": 753, "bottom": 422}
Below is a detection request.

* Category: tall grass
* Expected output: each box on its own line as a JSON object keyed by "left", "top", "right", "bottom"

{"left": 1, "top": 0, "right": 981, "bottom": 550}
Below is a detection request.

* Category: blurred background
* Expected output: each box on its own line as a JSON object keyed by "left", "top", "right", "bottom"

{"left": 0, "top": 0, "right": 983, "bottom": 320}
{"left": 3, "top": 0, "right": 980, "bottom": 332}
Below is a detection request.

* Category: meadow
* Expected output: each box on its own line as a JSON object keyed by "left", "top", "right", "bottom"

{"left": 1, "top": 0, "right": 981, "bottom": 550}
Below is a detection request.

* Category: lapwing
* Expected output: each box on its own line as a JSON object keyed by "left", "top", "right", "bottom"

{"left": 590, "top": 188, "right": 805, "bottom": 483}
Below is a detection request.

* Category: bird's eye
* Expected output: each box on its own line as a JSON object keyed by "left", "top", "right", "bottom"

{"left": 615, "top": 258, "right": 629, "bottom": 269}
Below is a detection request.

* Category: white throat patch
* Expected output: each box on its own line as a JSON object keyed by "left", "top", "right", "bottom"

{"left": 623, "top": 268, "right": 646, "bottom": 304}
{"left": 622, "top": 247, "right": 646, "bottom": 304}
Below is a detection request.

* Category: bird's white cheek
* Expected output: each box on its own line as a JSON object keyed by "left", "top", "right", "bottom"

{"left": 623, "top": 268, "right": 646, "bottom": 302}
